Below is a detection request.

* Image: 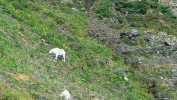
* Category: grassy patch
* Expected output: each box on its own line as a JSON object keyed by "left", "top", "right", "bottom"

{"left": 0, "top": 0, "right": 167, "bottom": 99}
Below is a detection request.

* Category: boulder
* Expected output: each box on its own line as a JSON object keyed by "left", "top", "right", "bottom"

{"left": 164, "top": 35, "right": 177, "bottom": 46}
{"left": 130, "top": 29, "right": 140, "bottom": 37}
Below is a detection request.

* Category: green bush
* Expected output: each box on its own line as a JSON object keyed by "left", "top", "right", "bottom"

{"left": 93, "top": 0, "right": 113, "bottom": 19}
{"left": 117, "top": 15, "right": 124, "bottom": 24}
{"left": 114, "top": 0, "right": 149, "bottom": 15}
{"left": 149, "top": 1, "right": 158, "bottom": 9}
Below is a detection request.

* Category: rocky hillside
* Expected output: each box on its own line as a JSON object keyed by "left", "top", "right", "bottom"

{"left": 87, "top": 0, "right": 177, "bottom": 99}
{"left": 0, "top": 0, "right": 177, "bottom": 100}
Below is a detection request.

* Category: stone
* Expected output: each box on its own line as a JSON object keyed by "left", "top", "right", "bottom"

{"left": 164, "top": 35, "right": 177, "bottom": 46}
{"left": 130, "top": 29, "right": 140, "bottom": 37}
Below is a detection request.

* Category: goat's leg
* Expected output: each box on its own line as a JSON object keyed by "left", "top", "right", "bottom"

{"left": 55, "top": 54, "right": 58, "bottom": 60}
{"left": 63, "top": 54, "right": 65, "bottom": 62}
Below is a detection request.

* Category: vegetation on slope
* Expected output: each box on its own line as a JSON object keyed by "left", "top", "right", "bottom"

{"left": 93, "top": 0, "right": 177, "bottom": 35}
{"left": 92, "top": 0, "right": 177, "bottom": 99}
{"left": 2, "top": 0, "right": 177, "bottom": 99}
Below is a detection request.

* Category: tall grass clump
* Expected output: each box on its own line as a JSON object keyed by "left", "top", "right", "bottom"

{"left": 92, "top": 0, "right": 113, "bottom": 19}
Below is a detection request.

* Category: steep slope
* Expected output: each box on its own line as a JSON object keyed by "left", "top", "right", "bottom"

{"left": 0, "top": 0, "right": 154, "bottom": 100}
{"left": 89, "top": 0, "right": 177, "bottom": 99}
{"left": 2, "top": 0, "right": 176, "bottom": 100}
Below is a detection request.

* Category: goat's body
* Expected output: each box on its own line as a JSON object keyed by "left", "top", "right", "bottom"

{"left": 60, "top": 90, "right": 71, "bottom": 100}
{"left": 49, "top": 48, "right": 66, "bottom": 62}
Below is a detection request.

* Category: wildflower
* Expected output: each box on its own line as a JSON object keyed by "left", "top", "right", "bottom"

{"left": 17, "top": 24, "right": 21, "bottom": 30}
{"left": 81, "top": 7, "right": 85, "bottom": 11}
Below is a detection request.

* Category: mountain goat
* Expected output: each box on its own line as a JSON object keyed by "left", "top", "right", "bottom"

{"left": 60, "top": 90, "right": 71, "bottom": 100}
{"left": 49, "top": 48, "right": 66, "bottom": 62}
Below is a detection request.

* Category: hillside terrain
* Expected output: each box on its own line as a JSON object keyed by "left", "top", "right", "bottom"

{"left": 0, "top": 0, "right": 177, "bottom": 100}
{"left": 87, "top": 0, "right": 177, "bottom": 100}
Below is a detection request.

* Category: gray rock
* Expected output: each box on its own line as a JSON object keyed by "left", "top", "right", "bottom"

{"left": 164, "top": 35, "right": 177, "bottom": 46}
{"left": 170, "top": 43, "right": 177, "bottom": 51}
{"left": 130, "top": 29, "right": 140, "bottom": 37}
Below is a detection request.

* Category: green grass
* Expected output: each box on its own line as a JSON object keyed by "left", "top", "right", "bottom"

{"left": 0, "top": 0, "right": 166, "bottom": 100}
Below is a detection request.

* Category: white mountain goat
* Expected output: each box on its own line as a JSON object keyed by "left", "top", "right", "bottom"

{"left": 49, "top": 48, "right": 66, "bottom": 62}
{"left": 60, "top": 90, "right": 71, "bottom": 100}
